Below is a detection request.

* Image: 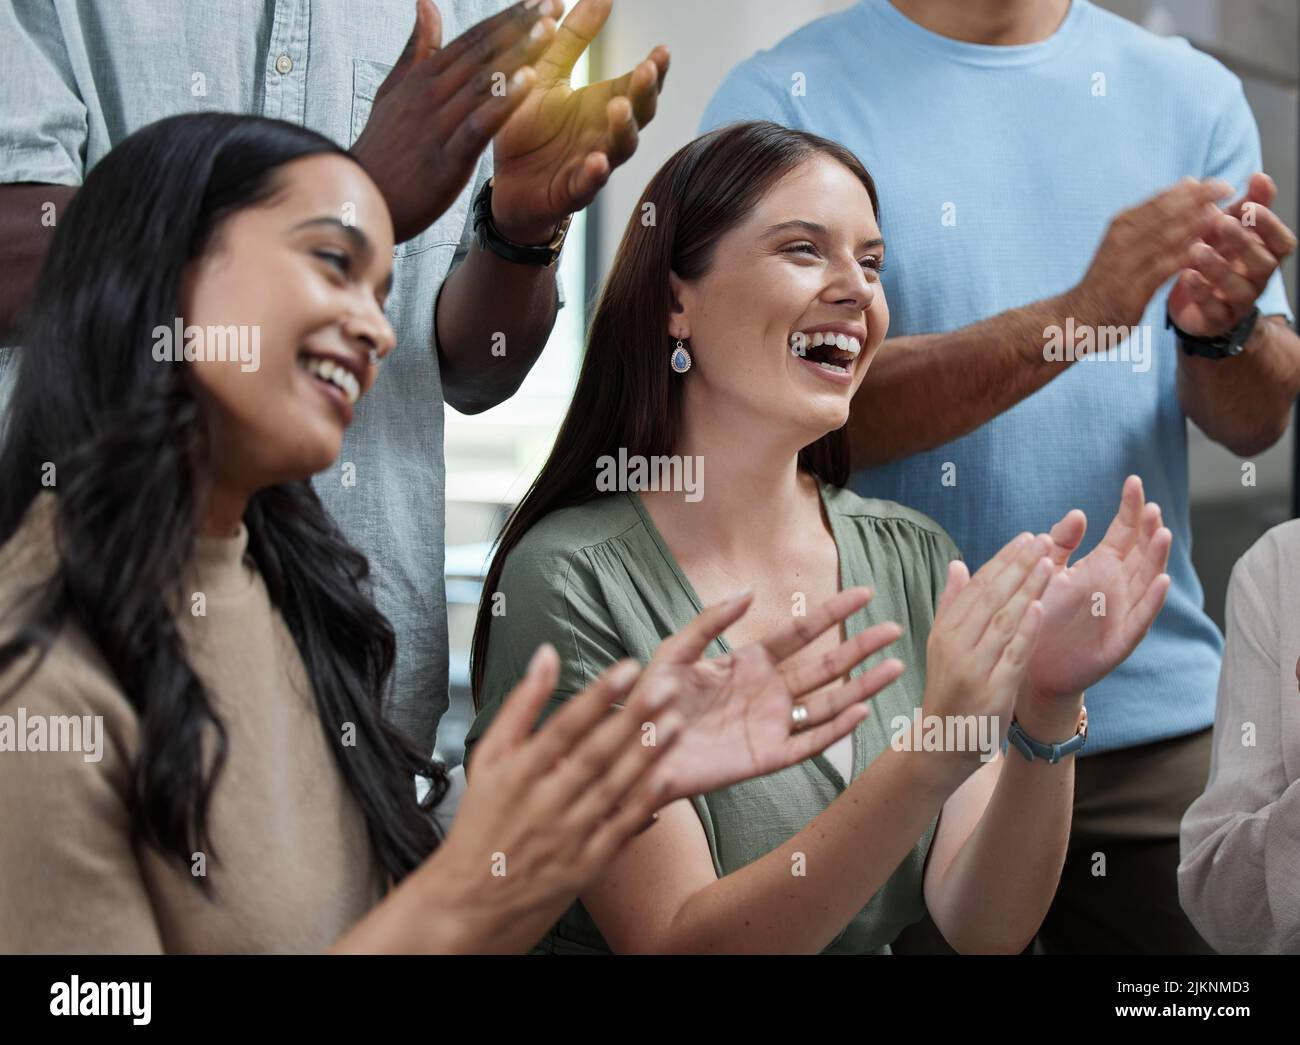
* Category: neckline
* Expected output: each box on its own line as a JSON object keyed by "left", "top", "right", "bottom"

{"left": 626, "top": 477, "right": 861, "bottom": 790}
{"left": 871, "top": 0, "right": 1085, "bottom": 68}
{"left": 627, "top": 477, "right": 852, "bottom": 653}
{"left": 17, "top": 491, "right": 256, "bottom": 601}
{"left": 191, "top": 522, "right": 255, "bottom": 599}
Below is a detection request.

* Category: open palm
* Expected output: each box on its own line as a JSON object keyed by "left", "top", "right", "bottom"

{"left": 1027, "top": 477, "right": 1172, "bottom": 700}
{"left": 491, "top": 0, "right": 669, "bottom": 236}
{"left": 627, "top": 589, "right": 905, "bottom": 801}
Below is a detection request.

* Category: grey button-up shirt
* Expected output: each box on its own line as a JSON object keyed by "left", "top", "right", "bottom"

{"left": 1, "top": 0, "right": 525, "bottom": 755}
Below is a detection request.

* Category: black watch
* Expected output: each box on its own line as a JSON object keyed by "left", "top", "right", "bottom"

{"left": 471, "top": 177, "right": 572, "bottom": 268}
{"left": 1167, "top": 305, "right": 1259, "bottom": 359}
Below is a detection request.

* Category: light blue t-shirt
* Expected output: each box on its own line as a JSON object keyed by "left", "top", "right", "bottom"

{"left": 702, "top": 0, "right": 1293, "bottom": 754}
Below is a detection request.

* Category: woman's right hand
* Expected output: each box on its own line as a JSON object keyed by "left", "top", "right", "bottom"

{"left": 404, "top": 643, "right": 682, "bottom": 954}
{"left": 918, "top": 532, "right": 1054, "bottom": 776}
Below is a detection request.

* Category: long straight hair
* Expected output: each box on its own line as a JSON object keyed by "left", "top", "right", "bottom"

{"left": 0, "top": 113, "right": 446, "bottom": 889}
{"left": 471, "top": 121, "right": 880, "bottom": 703}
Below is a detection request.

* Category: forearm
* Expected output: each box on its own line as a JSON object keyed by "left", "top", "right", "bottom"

{"left": 329, "top": 852, "right": 518, "bottom": 955}
{"left": 1178, "top": 316, "right": 1300, "bottom": 457}
{"left": 649, "top": 749, "right": 967, "bottom": 954}
{"left": 926, "top": 695, "right": 1082, "bottom": 954}
{"left": 0, "top": 184, "right": 76, "bottom": 342}
{"left": 436, "top": 239, "right": 559, "bottom": 414}
{"left": 850, "top": 288, "right": 1089, "bottom": 469}
{"left": 1178, "top": 777, "right": 1300, "bottom": 955}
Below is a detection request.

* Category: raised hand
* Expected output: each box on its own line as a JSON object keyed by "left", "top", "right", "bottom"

{"left": 1072, "top": 177, "right": 1229, "bottom": 329}
{"left": 1168, "top": 173, "right": 1298, "bottom": 338}
{"left": 424, "top": 643, "right": 684, "bottom": 953}
{"left": 350, "top": 0, "right": 564, "bottom": 243}
{"left": 1026, "top": 476, "right": 1172, "bottom": 701}
{"left": 921, "top": 532, "right": 1054, "bottom": 768}
{"left": 627, "top": 588, "right": 905, "bottom": 800}
{"left": 489, "top": 0, "right": 671, "bottom": 243}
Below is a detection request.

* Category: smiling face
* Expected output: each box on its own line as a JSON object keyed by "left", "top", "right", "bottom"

{"left": 668, "top": 154, "right": 889, "bottom": 447}
{"left": 182, "top": 152, "right": 396, "bottom": 493}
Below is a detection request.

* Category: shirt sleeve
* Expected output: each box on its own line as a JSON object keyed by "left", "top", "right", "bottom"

{"left": 1177, "top": 533, "right": 1300, "bottom": 954}
{"left": 463, "top": 536, "right": 627, "bottom": 766}
{"left": 0, "top": 2, "right": 87, "bottom": 185}
{"left": 699, "top": 58, "right": 802, "bottom": 137}
{"left": 0, "top": 650, "right": 166, "bottom": 953}
{"left": 1201, "top": 76, "right": 1293, "bottom": 322}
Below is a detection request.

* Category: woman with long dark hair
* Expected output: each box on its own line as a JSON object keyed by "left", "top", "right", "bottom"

{"left": 466, "top": 121, "right": 1176, "bottom": 953}
{"left": 0, "top": 113, "right": 896, "bottom": 953}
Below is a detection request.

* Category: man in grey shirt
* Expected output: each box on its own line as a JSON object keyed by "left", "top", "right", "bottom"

{"left": 0, "top": 0, "right": 669, "bottom": 755}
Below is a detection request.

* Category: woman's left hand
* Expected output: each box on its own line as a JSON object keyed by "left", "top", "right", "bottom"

{"left": 1024, "top": 475, "right": 1172, "bottom": 701}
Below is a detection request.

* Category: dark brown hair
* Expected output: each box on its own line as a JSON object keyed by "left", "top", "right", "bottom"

{"left": 470, "top": 121, "right": 880, "bottom": 703}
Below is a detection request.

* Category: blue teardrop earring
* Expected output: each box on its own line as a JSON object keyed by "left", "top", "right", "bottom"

{"left": 670, "top": 339, "right": 692, "bottom": 374}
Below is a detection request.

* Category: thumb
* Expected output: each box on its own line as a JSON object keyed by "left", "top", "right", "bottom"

{"left": 1227, "top": 172, "right": 1276, "bottom": 219}
{"left": 935, "top": 560, "right": 969, "bottom": 621}
{"left": 397, "top": 0, "right": 443, "bottom": 72}
{"left": 1046, "top": 509, "right": 1087, "bottom": 568}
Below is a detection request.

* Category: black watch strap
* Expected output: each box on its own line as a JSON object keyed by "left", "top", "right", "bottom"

{"left": 1167, "top": 305, "right": 1259, "bottom": 359}
{"left": 472, "top": 177, "right": 571, "bottom": 268}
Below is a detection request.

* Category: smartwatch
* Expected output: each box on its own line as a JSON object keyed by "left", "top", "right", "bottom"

{"left": 472, "top": 177, "right": 572, "bottom": 268}
{"left": 1006, "top": 706, "right": 1088, "bottom": 765}
{"left": 1167, "top": 305, "right": 1259, "bottom": 359}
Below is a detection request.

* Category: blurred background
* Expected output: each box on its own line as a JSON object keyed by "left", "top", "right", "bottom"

{"left": 437, "top": 0, "right": 1300, "bottom": 766}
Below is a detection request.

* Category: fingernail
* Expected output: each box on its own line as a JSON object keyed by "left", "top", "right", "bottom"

{"left": 530, "top": 18, "right": 548, "bottom": 39}
{"left": 527, "top": 643, "right": 553, "bottom": 676}
{"left": 608, "top": 659, "right": 641, "bottom": 691}
{"left": 642, "top": 684, "right": 672, "bottom": 712}
{"left": 725, "top": 587, "right": 753, "bottom": 605}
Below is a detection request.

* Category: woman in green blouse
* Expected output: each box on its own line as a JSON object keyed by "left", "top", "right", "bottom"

{"left": 465, "top": 121, "right": 1174, "bottom": 954}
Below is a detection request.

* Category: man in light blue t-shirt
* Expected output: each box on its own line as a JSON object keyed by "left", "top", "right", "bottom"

{"left": 704, "top": 0, "right": 1299, "bottom": 953}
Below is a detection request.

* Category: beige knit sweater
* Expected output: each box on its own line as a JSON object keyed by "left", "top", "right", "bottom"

{"left": 0, "top": 493, "right": 385, "bottom": 953}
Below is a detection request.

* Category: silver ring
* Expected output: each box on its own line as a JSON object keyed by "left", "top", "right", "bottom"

{"left": 790, "top": 704, "right": 810, "bottom": 732}
{"left": 367, "top": 348, "right": 380, "bottom": 366}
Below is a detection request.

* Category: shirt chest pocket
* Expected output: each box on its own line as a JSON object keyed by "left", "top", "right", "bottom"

{"left": 349, "top": 57, "right": 473, "bottom": 260}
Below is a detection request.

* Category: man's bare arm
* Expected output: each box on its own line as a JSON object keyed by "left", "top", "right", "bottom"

{"left": 0, "top": 184, "right": 76, "bottom": 342}
{"left": 850, "top": 290, "right": 1082, "bottom": 469}
{"left": 436, "top": 242, "right": 559, "bottom": 414}
{"left": 849, "top": 177, "right": 1229, "bottom": 471}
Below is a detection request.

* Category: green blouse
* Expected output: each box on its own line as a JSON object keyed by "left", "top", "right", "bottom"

{"left": 463, "top": 479, "right": 961, "bottom": 954}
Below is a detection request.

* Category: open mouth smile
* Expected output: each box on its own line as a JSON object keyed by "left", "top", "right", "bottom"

{"left": 297, "top": 349, "right": 363, "bottom": 422}
{"left": 789, "top": 329, "right": 863, "bottom": 380}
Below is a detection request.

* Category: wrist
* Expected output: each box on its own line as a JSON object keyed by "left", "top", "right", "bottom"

{"left": 490, "top": 202, "right": 563, "bottom": 248}
{"left": 1013, "top": 688, "right": 1085, "bottom": 743}
{"left": 1061, "top": 279, "right": 1115, "bottom": 334}
{"left": 410, "top": 849, "right": 502, "bottom": 954}
{"left": 886, "top": 734, "right": 982, "bottom": 795}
